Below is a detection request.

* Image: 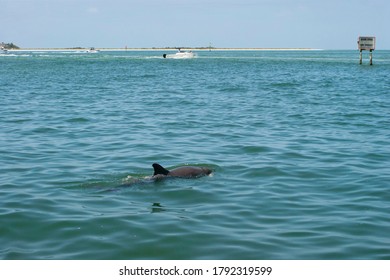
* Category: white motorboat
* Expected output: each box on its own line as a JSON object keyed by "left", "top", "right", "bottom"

{"left": 163, "top": 49, "right": 195, "bottom": 59}
{"left": 86, "top": 47, "right": 99, "bottom": 53}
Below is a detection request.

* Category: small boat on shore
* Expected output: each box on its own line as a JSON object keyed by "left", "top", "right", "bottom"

{"left": 1, "top": 47, "right": 9, "bottom": 54}
{"left": 163, "top": 49, "right": 195, "bottom": 59}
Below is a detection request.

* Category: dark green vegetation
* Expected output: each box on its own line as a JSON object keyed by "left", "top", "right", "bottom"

{"left": 1, "top": 42, "right": 20, "bottom": 49}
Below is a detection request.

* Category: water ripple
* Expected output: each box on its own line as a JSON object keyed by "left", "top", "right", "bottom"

{"left": 1, "top": 50, "right": 390, "bottom": 259}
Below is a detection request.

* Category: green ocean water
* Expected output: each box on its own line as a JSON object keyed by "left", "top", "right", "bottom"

{"left": 1, "top": 50, "right": 389, "bottom": 259}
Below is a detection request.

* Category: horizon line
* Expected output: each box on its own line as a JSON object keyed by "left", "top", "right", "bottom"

{"left": 13, "top": 47, "right": 330, "bottom": 51}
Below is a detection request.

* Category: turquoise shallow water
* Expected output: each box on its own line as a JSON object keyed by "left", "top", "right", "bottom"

{"left": 1, "top": 50, "right": 390, "bottom": 259}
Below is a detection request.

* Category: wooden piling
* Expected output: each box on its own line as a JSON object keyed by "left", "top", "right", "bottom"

{"left": 369, "top": 50, "right": 373, "bottom": 65}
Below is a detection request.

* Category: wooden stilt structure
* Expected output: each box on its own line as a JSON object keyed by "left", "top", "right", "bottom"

{"left": 357, "top": 36, "right": 375, "bottom": 65}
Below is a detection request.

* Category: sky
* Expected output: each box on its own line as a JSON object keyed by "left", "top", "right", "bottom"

{"left": 1, "top": 0, "right": 389, "bottom": 49}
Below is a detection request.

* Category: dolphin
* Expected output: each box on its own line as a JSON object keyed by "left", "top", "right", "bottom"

{"left": 99, "top": 163, "right": 212, "bottom": 192}
{"left": 152, "top": 163, "right": 212, "bottom": 179}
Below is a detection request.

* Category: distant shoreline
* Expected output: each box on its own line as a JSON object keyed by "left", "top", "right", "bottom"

{"left": 16, "top": 47, "right": 323, "bottom": 52}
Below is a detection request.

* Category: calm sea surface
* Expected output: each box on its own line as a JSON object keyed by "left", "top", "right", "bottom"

{"left": 1, "top": 50, "right": 389, "bottom": 259}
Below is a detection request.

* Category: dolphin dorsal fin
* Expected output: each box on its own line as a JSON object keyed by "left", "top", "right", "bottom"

{"left": 152, "top": 163, "right": 170, "bottom": 176}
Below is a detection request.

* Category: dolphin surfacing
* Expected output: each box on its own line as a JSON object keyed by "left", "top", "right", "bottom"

{"left": 152, "top": 163, "right": 212, "bottom": 179}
